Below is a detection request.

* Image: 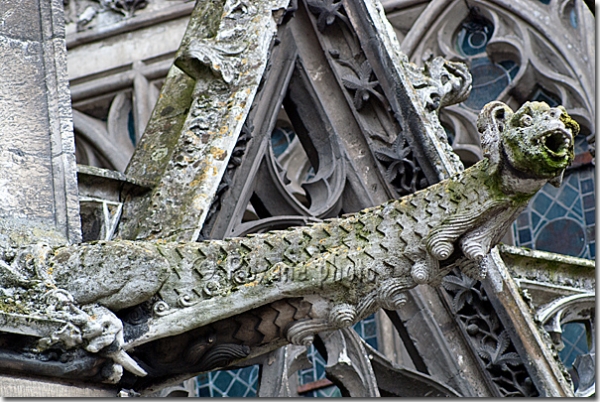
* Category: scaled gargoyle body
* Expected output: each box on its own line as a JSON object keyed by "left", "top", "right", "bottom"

{"left": 0, "top": 101, "right": 578, "bottom": 391}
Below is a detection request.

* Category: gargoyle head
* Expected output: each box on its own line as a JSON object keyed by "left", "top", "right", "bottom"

{"left": 478, "top": 101, "right": 579, "bottom": 192}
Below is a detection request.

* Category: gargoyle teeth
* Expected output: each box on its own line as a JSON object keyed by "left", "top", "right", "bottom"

{"left": 540, "top": 129, "right": 571, "bottom": 156}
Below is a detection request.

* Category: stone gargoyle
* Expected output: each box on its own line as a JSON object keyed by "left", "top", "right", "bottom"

{"left": 0, "top": 101, "right": 578, "bottom": 391}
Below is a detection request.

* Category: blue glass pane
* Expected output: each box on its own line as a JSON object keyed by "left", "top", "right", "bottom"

{"left": 543, "top": 181, "right": 560, "bottom": 197}
{"left": 559, "top": 322, "right": 589, "bottom": 368}
{"left": 517, "top": 212, "right": 529, "bottom": 228}
{"left": 531, "top": 211, "right": 541, "bottom": 230}
{"left": 499, "top": 60, "right": 519, "bottom": 79}
{"left": 571, "top": 198, "right": 583, "bottom": 217}
{"left": 271, "top": 126, "right": 296, "bottom": 157}
{"left": 456, "top": 13, "right": 494, "bottom": 56}
{"left": 198, "top": 387, "right": 210, "bottom": 397}
{"left": 580, "top": 179, "right": 594, "bottom": 194}
{"left": 365, "top": 337, "right": 378, "bottom": 350}
{"left": 567, "top": 174, "right": 580, "bottom": 191}
{"left": 531, "top": 87, "right": 561, "bottom": 107}
{"left": 558, "top": 185, "right": 579, "bottom": 208}
{"left": 316, "top": 360, "right": 326, "bottom": 379}
{"left": 535, "top": 219, "right": 586, "bottom": 257}
{"left": 363, "top": 321, "right": 377, "bottom": 338}
{"left": 532, "top": 192, "right": 553, "bottom": 214}
{"left": 590, "top": 242, "right": 595, "bottom": 258}
{"left": 463, "top": 57, "right": 516, "bottom": 110}
{"left": 518, "top": 229, "right": 532, "bottom": 244}
{"left": 195, "top": 365, "right": 259, "bottom": 397}
{"left": 352, "top": 314, "right": 378, "bottom": 350}
{"left": 538, "top": 0, "right": 551, "bottom": 4}
{"left": 583, "top": 194, "right": 594, "bottom": 209}
{"left": 546, "top": 203, "right": 567, "bottom": 220}
{"left": 213, "top": 371, "right": 233, "bottom": 390}
{"left": 513, "top": 166, "right": 594, "bottom": 260}
{"left": 584, "top": 210, "right": 595, "bottom": 225}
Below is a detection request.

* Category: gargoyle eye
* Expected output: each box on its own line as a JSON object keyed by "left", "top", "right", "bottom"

{"left": 520, "top": 115, "right": 533, "bottom": 127}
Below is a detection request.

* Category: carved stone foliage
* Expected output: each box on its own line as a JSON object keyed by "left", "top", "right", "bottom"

{"left": 64, "top": 0, "right": 193, "bottom": 32}
{"left": 442, "top": 271, "right": 538, "bottom": 397}
{"left": 304, "top": 0, "right": 433, "bottom": 196}
{"left": 386, "top": 0, "right": 595, "bottom": 165}
{"left": 64, "top": 0, "right": 149, "bottom": 30}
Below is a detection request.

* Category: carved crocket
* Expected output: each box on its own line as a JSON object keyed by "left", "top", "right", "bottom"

{"left": 0, "top": 101, "right": 578, "bottom": 389}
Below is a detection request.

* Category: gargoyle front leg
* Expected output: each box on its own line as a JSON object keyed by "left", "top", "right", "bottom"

{"left": 459, "top": 206, "right": 524, "bottom": 263}
{"left": 405, "top": 248, "right": 441, "bottom": 285}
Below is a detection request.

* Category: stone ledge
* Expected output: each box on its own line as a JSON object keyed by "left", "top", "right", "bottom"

{"left": 0, "top": 373, "right": 118, "bottom": 397}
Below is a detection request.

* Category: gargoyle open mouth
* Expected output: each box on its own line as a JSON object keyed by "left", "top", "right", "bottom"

{"left": 539, "top": 129, "right": 572, "bottom": 157}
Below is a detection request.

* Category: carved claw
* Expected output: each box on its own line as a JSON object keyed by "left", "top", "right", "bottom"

{"left": 460, "top": 240, "right": 486, "bottom": 262}
{"left": 411, "top": 262, "right": 430, "bottom": 284}
{"left": 430, "top": 241, "right": 454, "bottom": 260}
{"left": 105, "top": 349, "right": 147, "bottom": 377}
{"left": 377, "top": 279, "right": 408, "bottom": 310}
{"left": 286, "top": 319, "right": 329, "bottom": 346}
{"left": 329, "top": 304, "right": 356, "bottom": 328}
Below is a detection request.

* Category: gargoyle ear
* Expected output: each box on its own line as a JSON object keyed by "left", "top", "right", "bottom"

{"left": 477, "top": 101, "right": 513, "bottom": 163}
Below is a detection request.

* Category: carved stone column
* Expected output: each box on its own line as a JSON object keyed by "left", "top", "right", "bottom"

{"left": 0, "top": 0, "right": 81, "bottom": 247}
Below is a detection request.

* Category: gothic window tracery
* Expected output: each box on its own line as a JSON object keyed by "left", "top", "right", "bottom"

{"left": 385, "top": 0, "right": 595, "bottom": 258}
{"left": 60, "top": 0, "right": 594, "bottom": 397}
{"left": 384, "top": 0, "right": 595, "bottom": 394}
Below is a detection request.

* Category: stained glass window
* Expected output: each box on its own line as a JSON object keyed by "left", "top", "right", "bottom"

{"left": 462, "top": 58, "right": 519, "bottom": 110}
{"left": 195, "top": 365, "right": 260, "bottom": 397}
{"left": 455, "top": 10, "right": 520, "bottom": 111}
{"left": 559, "top": 322, "right": 591, "bottom": 368}
{"left": 271, "top": 125, "right": 297, "bottom": 158}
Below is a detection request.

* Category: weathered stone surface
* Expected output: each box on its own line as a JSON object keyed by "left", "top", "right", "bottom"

{"left": 67, "top": 16, "right": 189, "bottom": 81}
{"left": 0, "top": 0, "right": 81, "bottom": 247}
{"left": 0, "top": 373, "right": 117, "bottom": 397}
{"left": 0, "top": 100, "right": 578, "bottom": 390}
{"left": 51, "top": 241, "right": 170, "bottom": 310}
{"left": 120, "top": 0, "right": 291, "bottom": 242}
